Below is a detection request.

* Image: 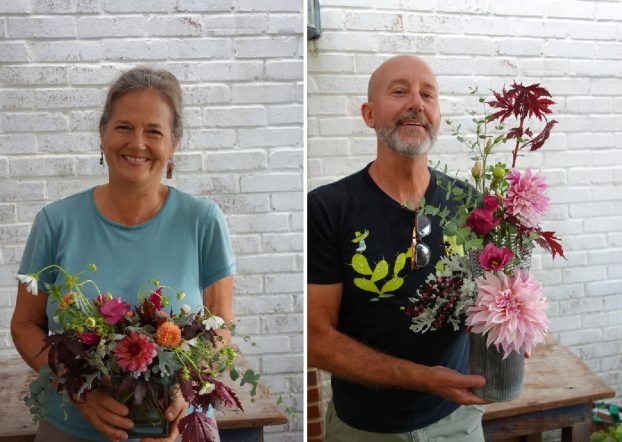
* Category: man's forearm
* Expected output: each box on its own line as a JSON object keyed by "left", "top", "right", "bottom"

{"left": 309, "top": 324, "right": 431, "bottom": 392}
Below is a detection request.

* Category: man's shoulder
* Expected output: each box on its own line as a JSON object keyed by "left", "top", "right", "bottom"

{"left": 309, "top": 166, "right": 368, "bottom": 201}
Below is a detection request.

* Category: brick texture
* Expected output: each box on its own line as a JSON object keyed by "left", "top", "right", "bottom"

{"left": 0, "top": 2, "right": 302, "bottom": 440}
{"left": 308, "top": 0, "right": 622, "bottom": 437}
{"left": 307, "top": 368, "right": 324, "bottom": 441}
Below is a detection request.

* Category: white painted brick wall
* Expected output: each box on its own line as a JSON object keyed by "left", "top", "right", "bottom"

{"left": 0, "top": 1, "right": 302, "bottom": 440}
{"left": 308, "top": 0, "right": 622, "bottom": 433}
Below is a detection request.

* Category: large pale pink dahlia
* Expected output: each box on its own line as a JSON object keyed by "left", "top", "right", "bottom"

{"left": 113, "top": 332, "right": 157, "bottom": 372}
{"left": 503, "top": 168, "right": 550, "bottom": 228}
{"left": 466, "top": 269, "right": 548, "bottom": 358}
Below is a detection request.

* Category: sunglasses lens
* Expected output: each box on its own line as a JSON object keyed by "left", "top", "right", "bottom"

{"left": 416, "top": 243, "right": 431, "bottom": 267}
{"left": 416, "top": 213, "right": 431, "bottom": 237}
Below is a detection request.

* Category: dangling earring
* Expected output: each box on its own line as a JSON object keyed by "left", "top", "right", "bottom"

{"left": 166, "top": 160, "right": 174, "bottom": 179}
{"left": 100, "top": 150, "right": 104, "bottom": 166}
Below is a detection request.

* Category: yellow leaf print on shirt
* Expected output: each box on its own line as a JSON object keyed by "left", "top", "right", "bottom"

{"left": 350, "top": 230, "right": 408, "bottom": 302}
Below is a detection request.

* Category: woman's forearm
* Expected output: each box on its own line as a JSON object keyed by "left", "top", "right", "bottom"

{"left": 11, "top": 321, "right": 50, "bottom": 372}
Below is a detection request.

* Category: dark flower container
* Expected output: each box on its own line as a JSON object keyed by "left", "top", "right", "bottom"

{"left": 112, "top": 375, "right": 171, "bottom": 438}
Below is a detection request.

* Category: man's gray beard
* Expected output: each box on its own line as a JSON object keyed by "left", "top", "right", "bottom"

{"left": 377, "top": 125, "right": 437, "bottom": 158}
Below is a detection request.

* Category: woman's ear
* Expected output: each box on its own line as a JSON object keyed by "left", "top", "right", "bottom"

{"left": 361, "top": 102, "right": 375, "bottom": 129}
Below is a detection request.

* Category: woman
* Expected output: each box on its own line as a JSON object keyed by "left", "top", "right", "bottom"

{"left": 11, "top": 67, "right": 234, "bottom": 442}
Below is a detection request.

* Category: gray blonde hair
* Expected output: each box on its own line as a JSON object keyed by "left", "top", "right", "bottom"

{"left": 100, "top": 67, "right": 183, "bottom": 142}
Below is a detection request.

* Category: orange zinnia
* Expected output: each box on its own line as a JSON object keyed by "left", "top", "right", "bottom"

{"left": 155, "top": 321, "right": 181, "bottom": 348}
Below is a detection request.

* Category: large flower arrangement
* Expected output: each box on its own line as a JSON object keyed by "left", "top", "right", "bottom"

{"left": 19, "top": 264, "right": 259, "bottom": 442}
{"left": 406, "top": 82, "right": 564, "bottom": 358}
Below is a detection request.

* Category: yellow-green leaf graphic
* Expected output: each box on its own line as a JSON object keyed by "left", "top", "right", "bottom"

{"left": 352, "top": 253, "right": 372, "bottom": 275}
{"left": 380, "top": 277, "right": 404, "bottom": 294}
{"left": 371, "top": 259, "right": 389, "bottom": 282}
{"left": 394, "top": 252, "right": 407, "bottom": 276}
{"left": 353, "top": 278, "right": 380, "bottom": 294}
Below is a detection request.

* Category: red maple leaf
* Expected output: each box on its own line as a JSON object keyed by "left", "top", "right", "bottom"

{"left": 527, "top": 119, "right": 557, "bottom": 152}
{"left": 536, "top": 230, "right": 565, "bottom": 259}
{"left": 178, "top": 412, "right": 218, "bottom": 442}
{"left": 488, "top": 82, "right": 555, "bottom": 123}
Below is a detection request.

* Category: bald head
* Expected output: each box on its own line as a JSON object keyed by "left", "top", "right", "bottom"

{"left": 367, "top": 55, "right": 438, "bottom": 102}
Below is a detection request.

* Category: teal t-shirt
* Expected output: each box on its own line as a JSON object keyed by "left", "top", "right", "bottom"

{"left": 18, "top": 186, "right": 235, "bottom": 441}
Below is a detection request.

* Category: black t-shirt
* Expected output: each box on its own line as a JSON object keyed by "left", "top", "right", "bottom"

{"left": 308, "top": 163, "right": 470, "bottom": 433}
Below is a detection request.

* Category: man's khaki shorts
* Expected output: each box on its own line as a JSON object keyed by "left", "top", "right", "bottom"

{"left": 325, "top": 400, "right": 485, "bottom": 442}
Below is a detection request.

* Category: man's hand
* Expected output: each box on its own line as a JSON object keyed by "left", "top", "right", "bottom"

{"left": 141, "top": 385, "right": 188, "bottom": 442}
{"left": 72, "top": 388, "right": 133, "bottom": 442}
{"left": 425, "top": 366, "right": 490, "bottom": 405}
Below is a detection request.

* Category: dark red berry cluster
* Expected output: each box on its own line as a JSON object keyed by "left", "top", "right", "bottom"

{"left": 405, "top": 275, "right": 464, "bottom": 329}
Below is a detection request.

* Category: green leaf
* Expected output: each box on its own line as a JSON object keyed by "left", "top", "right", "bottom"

{"left": 380, "top": 277, "right": 404, "bottom": 294}
{"left": 371, "top": 260, "right": 389, "bottom": 282}
{"left": 353, "top": 278, "right": 380, "bottom": 294}
{"left": 394, "top": 252, "right": 407, "bottom": 276}
{"left": 427, "top": 206, "right": 440, "bottom": 216}
{"left": 230, "top": 367, "right": 239, "bottom": 381}
{"left": 240, "top": 369, "right": 261, "bottom": 396}
{"left": 351, "top": 253, "right": 372, "bottom": 275}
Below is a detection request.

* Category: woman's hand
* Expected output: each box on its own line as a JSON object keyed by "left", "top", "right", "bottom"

{"left": 72, "top": 388, "right": 134, "bottom": 442}
{"left": 140, "top": 385, "right": 188, "bottom": 442}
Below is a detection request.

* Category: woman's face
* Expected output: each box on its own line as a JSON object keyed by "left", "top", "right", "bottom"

{"left": 99, "top": 88, "right": 176, "bottom": 188}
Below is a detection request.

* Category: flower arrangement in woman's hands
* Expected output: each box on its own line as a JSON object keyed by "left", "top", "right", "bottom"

{"left": 406, "top": 82, "right": 564, "bottom": 358}
{"left": 20, "top": 264, "right": 259, "bottom": 442}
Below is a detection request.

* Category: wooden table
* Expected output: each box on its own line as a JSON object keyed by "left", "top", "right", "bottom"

{"left": 483, "top": 336, "right": 616, "bottom": 442}
{"left": 0, "top": 356, "right": 288, "bottom": 442}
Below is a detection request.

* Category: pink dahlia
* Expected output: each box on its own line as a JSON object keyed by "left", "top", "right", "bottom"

{"left": 113, "top": 332, "right": 157, "bottom": 372}
{"left": 503, "top": 168, "right": 550, "bottom": 228}
{"left": 466, "top": 269, "right": 548, "bottom": 358}
{"left": 478, "top": 243, "right": 514, "bottom": 272}
{"left": 99, "top": 297, "right": 131, "bottom": 325}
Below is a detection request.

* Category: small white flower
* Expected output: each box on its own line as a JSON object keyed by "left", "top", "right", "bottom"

{"left": 199, "top": 381, "right": 215, "bottom": 395}
{"left": 180, "top": 304, "right": 191, "bottom": 315}
{"left": 202, "top": 315, "right": 225, "bottom": 331}
{"left": 52, "top": 315, "right": 60, "bottom": 323}
{"left": 178, "top": 337, "right": 198, "bottom": 352}
{"left": 17, "top": 274, "right": 39, "bottom": 295}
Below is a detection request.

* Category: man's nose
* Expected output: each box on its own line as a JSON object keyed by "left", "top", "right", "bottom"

{"left": 406, "top": 92, "right": 424, "bottom": 113}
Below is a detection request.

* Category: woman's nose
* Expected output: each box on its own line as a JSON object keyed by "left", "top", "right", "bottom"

{"left": 129, "top": 129, "right": 146, "bottom": 148}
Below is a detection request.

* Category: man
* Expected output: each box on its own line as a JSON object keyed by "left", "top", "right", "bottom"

{"left": 307, "top": 55, "right": 488, "bottom": 441}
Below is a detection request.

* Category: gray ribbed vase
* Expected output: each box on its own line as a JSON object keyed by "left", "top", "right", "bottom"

{"left": 468, "top": 241, "right": 532, "bottom": 402}
{"left": 469, "top": 332, "right": 525, "bottom": 401}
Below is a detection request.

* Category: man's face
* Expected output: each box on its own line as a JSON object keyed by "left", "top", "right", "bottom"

{"left": 362, "top": 56, "right": 441, "bottom": 157}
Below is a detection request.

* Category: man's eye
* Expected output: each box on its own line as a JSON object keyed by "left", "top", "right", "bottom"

{"left": 392, "top": 90, "right": 406, "bottom": 95}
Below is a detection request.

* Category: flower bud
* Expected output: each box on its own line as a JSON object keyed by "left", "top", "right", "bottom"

{"left": 484, "top": 137, "right": 494, "bottom": 154}
{"left": 177, "top": 291, "right": 186, "bottom": 301}
{"left": 180, "top": 304, "right": 191, "bottom": 315}
{"left": 86, "top": 317, "right": 97, "bottom": 328}
{"left": 471, "top": 160, "right": 483, "bottom": 180}
{"left": 88, "top": 263, "right": 97, "bottom": 272}
{"left": 493, "top": 166, "right": 506, "bottom": 179}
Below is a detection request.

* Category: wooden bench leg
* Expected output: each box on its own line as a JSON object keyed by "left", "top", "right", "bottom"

{"left": 561, "top": 422, "right": 591, "bottom": 442}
